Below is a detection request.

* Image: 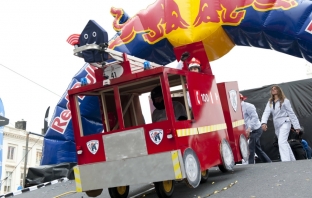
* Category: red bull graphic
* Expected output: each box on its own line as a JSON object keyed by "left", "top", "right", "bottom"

{"left": 193, "top": 0, "right": 297, "bottom": 26}
{"left": 109, "top": 0, "right": 312, "bottom": 64}
{"left": 109, "top": 0, "right": 188, "bottom": 48}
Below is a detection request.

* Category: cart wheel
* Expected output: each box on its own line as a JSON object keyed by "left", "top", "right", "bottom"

{"left": 239, "top": 134, "right": 249, "bottom": 162}
{"left": 183, "top": 148, "right": 201, "bottom": 188}
{"left": 108, "top": 186, "right": 129, "bottom": 198}
{"left": 218, "top": 139, "right": 234, "bottom": 173}
{"left": 154, "top": 180, "right": 175, "bottom": 198}
{"left": 200, "top": 169, "right": 209, "bottom": 183}
{"left": 85, "top": 189, "right": 103, "bottom": 197}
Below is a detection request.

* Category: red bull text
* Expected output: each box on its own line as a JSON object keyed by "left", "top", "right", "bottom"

{"left": 51, "top": 65, "right": 96, "bottom": 134}
{"left": 109, "top": 0, "right": 298, "bottom": 49}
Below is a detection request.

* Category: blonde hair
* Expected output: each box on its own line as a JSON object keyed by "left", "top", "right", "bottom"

{"left": 269, "top": 85, "right": 286, "bottom": 107}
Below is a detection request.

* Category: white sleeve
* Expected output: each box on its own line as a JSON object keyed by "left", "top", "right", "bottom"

{"left": 246, "top": 104, "right": 258, "bottom": 129}
{"left": 187, "top": 91, "right": 191, "bottom": 108}
{"left": 176, "top": 61, "right": 184, "bottom": 70}
{"left": 261, "top": 101, "right": 271, "bottom": 124}
{"left": 284, "top": 99, "right": 300, "bottom": 129}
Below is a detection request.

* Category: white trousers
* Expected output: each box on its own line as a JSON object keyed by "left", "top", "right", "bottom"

{"left": 275, "top": 122, "right": 296, "bottom": 162}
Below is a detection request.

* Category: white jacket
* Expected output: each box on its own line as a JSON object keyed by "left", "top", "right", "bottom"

{"left": 261, "top": 98, "right": 300, "bottom": 130}
{"left": 241, "top": 101, "right": 261, "bottom": 131}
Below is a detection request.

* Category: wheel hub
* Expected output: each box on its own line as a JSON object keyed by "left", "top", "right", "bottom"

{"left": 185, "top": 154, "right": 198, "bottom": 182}
{"left": 222, "top": 142, "right": 233, "bottom": 166}
{"left": 201, "top": 170, "right": 207, "bottom": 177}
{"left": 163, "top": 180, "right": 173, "bottom": 192}
{"left": 117, "top": 186, "right": 126, "bottom": 195}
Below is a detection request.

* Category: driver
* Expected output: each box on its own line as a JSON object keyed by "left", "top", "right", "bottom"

{"left": 151, "top": 86, "right": 187, "bottom": 122}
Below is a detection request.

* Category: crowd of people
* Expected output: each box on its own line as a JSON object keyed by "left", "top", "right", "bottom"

{"left": 150, "top": 53, "right": 311, "bottom": 163}
{"left": 241, "top": 85, "right": 311, "bottom": 162}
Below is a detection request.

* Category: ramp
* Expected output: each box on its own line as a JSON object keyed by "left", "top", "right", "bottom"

{"left": 7, "top": 160, "right": 312, "bottom": 198}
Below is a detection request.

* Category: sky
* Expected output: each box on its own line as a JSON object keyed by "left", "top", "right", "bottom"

{"left": 0, "top": 0, "right": 310, "bottom": 133}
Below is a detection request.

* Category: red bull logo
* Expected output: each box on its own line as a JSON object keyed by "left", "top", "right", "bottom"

{"left": 109, "top": 0, "right": 298, "bottom": 49}
{"left": 51, "top": 65, "right": 96, "bottom": 134}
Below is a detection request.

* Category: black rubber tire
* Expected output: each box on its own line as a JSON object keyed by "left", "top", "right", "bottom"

{"left": 219, "top": 139, "right": 235, "bottom": 173}
{"left": 85, "top": 189, "right": 103, "bottom": 197}
{"left": 154, "top": 180, "right": 175, "bottom": 198}
{"left": 183, "top": 148, "right": 201, "bottom": 188}
{"left": 108, "top": 186, "right": 129, "bottom": 198}
{"left": 218, "top": 164, "right": 228, "bottom": 173}
{"left": 200, "top": 169, "right": 209, "bottom": 183}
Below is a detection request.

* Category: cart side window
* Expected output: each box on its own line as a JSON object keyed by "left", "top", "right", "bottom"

{"left": 167, "top": 74, "right": 191, "bottom": 120}
{"left": 118, "top": 77, "right": 162, "bottom": 127}
{"left": 100, "top": 90, "right": 118, "bottom": 132}
{"left": 77, "top": 95, "right": 105, "bottom": 136}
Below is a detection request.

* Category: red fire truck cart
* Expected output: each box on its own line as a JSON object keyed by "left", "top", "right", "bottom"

{"left": 68, "top": 43, "right": 248, "bottom": 198}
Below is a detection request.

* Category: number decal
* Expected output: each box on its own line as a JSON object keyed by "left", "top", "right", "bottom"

{"left": 201, "top": 93, "right": 209, "bottom": 103}
{"left": 111, "top": 72, "right": 117, "bottom": 78}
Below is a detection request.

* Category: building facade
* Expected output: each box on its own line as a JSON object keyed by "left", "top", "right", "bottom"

{"left": 0, "top": 126, "right": 43, "bottom": 194}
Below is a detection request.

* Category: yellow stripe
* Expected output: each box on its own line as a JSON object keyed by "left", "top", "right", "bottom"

{"left": 177, "top": 123, "right": 227, "bottom": 136}
{"left": 232, "top": 119, "right": 245, "bottom": 128}
{"left": 177, "top": 123, "right": 228, "bottom": 137}
{"left": 73, "top": 166, "right": 82, "bottom": 192}
{"left": 177, "top": 127, "right": 198, "bottom": 137}
{"left": 171, "top": 151, "right": 182, "bottom": 179}
{"left": 197, "top": 123, "right": 227, "bottom": 134}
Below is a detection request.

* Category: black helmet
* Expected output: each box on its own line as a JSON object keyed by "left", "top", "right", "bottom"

{"left": 151, "top": 86, "right": 165, "bottom": 110}
{"left": 151, "top": 86, "right": 163, "bottom": 101}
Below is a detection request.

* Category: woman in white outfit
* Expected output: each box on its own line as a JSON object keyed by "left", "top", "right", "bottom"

{"left": 261, "top": 85, "right": 301, "bottom": 162}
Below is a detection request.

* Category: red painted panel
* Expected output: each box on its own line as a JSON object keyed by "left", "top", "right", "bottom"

{"left": 75, "top": 133, "right": 106, "bottom": 165}
{"left": 144, "top": 121, "right": 177, "bottom": 154}
{"left": 174, "top": 72, "right": 228, "bottom": 170}
{"left": 217, "top": 82, "right": 246, "bottom": 162}
{"left": 187, "top": 73, "right": 225, "bottom": 129}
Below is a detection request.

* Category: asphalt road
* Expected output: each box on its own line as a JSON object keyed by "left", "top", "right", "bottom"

{"left": 13, "top": 159, "right": 312, "bottom": 198}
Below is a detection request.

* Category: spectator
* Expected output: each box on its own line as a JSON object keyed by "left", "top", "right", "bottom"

{"left": 301, "top": 139, "right": 312, "bottom": 159}
{"left": 261, "top": 85, "right": 301, "bottom": 162}
{"left": 240, "top": 93, "right": 271, "bottom": 164}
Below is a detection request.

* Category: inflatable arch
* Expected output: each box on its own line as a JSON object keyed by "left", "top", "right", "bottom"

{"left": 42, "top": 0, "right": 312, "bottom": 165}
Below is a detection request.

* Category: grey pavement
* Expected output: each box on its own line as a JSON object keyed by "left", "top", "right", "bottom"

{"left": 12, "top": 159, "right": 312, "bottom": 198}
